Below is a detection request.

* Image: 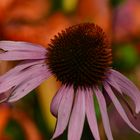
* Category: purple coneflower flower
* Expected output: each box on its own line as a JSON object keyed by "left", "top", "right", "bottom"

{"left": 0, "top": 23, "right": 140, "bottom": 140}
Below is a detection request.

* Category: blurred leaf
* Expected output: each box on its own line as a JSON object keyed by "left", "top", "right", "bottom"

{"left": 110, "top": 0, "right": 125, "bottom": 7}
{"left": 94, "top": 96, "right": 101, "bottom": 119}
{"left": 51, "top": 0, "right": 62, "bottom": 11}
{"left": 37, "top": 76, "right": 60, "bottom": 132}
{"left": 62, "top": 0, "right": 78, "bottom": 13}
{"left": 113, "top": 44, "right": 139, "bottom": 71}
{"left": 5, "top": 119, "right": 25, "bottom": 140}
{"left": 12, "top": 110, "right": 42, "bottom": 140}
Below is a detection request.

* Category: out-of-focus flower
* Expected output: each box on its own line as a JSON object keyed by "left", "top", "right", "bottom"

{"left": 0, "top": 0, "right": 14, "bottom": 22}
{"left": 0, "top": 104, "right": 11, "bottom": 136}
{"left": 75, "top": 0, "right": 111, "bottom": 34}
{"left": 2, "top": 12, "right": 71, "bottom": 47}
{"left": 0, "top": 104, "right": 43, "bottom": 140}
{"left": 0, "top": 23, "right": 140, "bottom": 140}
{"left": 3, "top": 0, "right": 50, "bottom": 22}
{"left": 113, "top": 0, "right": 140, "bottom": 43}
{"left": 0, "top": 0, "right": 51, "bottom": 40}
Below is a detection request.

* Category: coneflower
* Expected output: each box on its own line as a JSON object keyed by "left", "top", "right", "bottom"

{"left": 0, "top": 23, "right": 140, "bottom": 140}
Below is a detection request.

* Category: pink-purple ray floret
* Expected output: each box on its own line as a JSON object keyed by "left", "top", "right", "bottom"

{"left": 0, "top": 41, "right": 140, "bottom": 140}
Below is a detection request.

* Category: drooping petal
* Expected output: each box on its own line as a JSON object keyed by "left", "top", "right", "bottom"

{"left": 85, "top": 89, "right": 100, "bottom": 140}
{"left": 0, "top": 62, "right": 51, "bottom": 103}
{"left": 106, "top": 70, "right": 122, "bottom": 94}
{"left": 52, "top": 86, "right": 74, "bottom": 139}
{"left": 0, "top": 41, "right": 47, "bottom": 60}
{"left": 50, "top": 85, "right": 67, "bottom": 117}
{"left": 0, "top": 63, "right": 48, "bottom": 93}
{"left": 0, "top": 60, "right": 45, "bottom": 81}
{"left": 0, "top": 90, "right": 12, "bottom": 103}
{"left": 68, "top": 89, "right": 85, "bottom": 140}
{"left": 94, "top": 87, "right": 113, "bottom": 140}
{"left": 9, "top": 70, "right": 51, "bottom": 102}
{"left": 104, "top": 82, "right": 140, "bottom": 133}
{"left": 0, "top": 41, "right": 46, "bottom": 52}
{"left": 0, "top": 51, "right": 46, "bottom": 60}
{"left": 111, "top": 69, "right": 140, "bottom": 113}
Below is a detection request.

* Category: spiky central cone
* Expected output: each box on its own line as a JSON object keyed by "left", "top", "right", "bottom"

{"left": 47, "top": 23, "right": 112, "bottom": 90}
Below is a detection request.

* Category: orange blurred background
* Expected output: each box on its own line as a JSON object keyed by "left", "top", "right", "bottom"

{"left": 0, "top": 0, "right": 140, "bottom": 139}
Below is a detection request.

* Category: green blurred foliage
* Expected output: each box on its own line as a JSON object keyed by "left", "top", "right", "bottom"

{"left": 33, "top": 94, "right": 52, "bottom": 139}
{"left": 5, "top": 119, "right": 25, "bottom": 140}
{"left": 62, "top": 0, "right": 78, "bottom": 13}
{"left": 110, "top": 0, "right": 125, "bottom": 7}
{"left": 51, "top": 0, "right": 63, "bottom": 11}
{"left": 113, "top": 44, "right": 139, "bottom": 71}
{"left": 94, "top": 96, "right": 101, "bottom": 119}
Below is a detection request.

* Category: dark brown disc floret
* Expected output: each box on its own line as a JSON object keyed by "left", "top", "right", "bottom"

{"left": 47, "top": 23, "right": 112, "bottom": 90}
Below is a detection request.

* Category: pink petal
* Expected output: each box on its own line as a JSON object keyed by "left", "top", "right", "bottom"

{"left": 0, "top": 51, "right": 46, "bottom": 60}
{"left": 68, "top": 89, "right": 85, "bottom": 140}
{"left": 85, "top": 89, "right": 100, "bottom": 140}
{"left": 0, "top": 60, "right": 44, "bottom": 102}
{"left": 52, "top": 86, "right": 74, "bottom": 139}
{"left": 50, "top": 85, "right": 66, "bottom": 117}
{"left": 94, "top": 87, "right": 113, "bottom": 140}
{"left": 0, "top": 41, "right": 46, "bottom": 52}
{"left": 111, "top": 69, "right": 140, "bottom": 113}
{"left": 0, "top": 63, "right": 48, "bottom": 93}
{"left": 0, "top": 60, "right": 45, "bottom": 82}
{"left": 106, "top": 70, "right": 122, "bottom": 94}
{"left": 0, "top": 60, "right": 45, "bottom": 81}
{"left": 9, "top": 70, "right": 51, "bottom": 102}
{"left": 0, "top": 90, "right": 12, "bottom": 103}
{"left": 104, "top": 82, "right": 140, "bottom": 133}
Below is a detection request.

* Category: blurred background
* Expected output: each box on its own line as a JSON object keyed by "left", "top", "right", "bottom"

{"left": 0, "top": 0, "right": 140, "bottom": 139}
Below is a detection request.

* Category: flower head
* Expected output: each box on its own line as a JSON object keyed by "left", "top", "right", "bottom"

{"left": 0, "top": 23, "right": 140, "bottom": 140}
{"left": 47, "top": 23, "right": 112, "bottom": 89}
